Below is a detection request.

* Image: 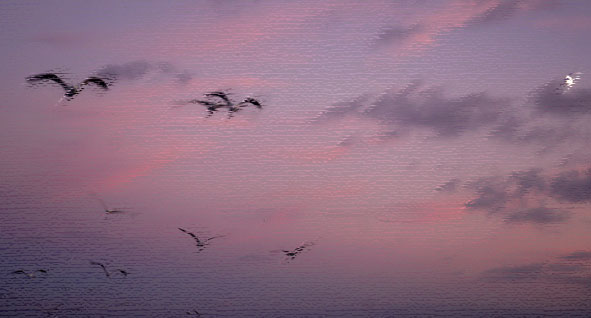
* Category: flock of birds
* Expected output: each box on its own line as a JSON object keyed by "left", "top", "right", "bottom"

{"left": 15, "top": 69, "right": 311, "bottom": 317}
{"left": 17, "top": 67, "right": 582, "bottom": 316}
{"left": 25, "top": 72, "right": 263, "bottom": 118}
{"left": 11, "top": 195, "right": 314, "bottom": 316}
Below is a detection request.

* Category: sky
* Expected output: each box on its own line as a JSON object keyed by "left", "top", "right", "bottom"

{"left": 1, "top": 0, "right": 591, "bottom": 316}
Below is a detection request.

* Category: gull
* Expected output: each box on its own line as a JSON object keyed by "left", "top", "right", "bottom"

{"left": 11, "top": 269, "right": 48, "bottom": 278}
{"left": 281, "top": 242, "right": 315, "bottom": 261}
{"left": 181, "top": 91, "right": 263, "bottom": 118}
{"left": 178, "top": 228, "right": 224, "bottom": 251}
{"left": 186, "top": 309, "right": 201, "bottom": 316}
{"left": 97, "top": 198, "right": 123, "bottom": 214}
{"left": 26, "top": 73, "right": 110, "bottom": 101}
{"left": 90, "top": 261, "right": 128, "bottom": 278}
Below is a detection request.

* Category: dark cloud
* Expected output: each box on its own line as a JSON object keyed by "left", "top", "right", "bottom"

{"left": 532, "top": 79, "right": 591, "bottom": 116}
{"left": 561, "top": 251, "right": 591, "bottom": 261}
{"left": 96, "top": 60, "right": 192, "bottom": 84}
{"left": 467, "top": 0, "right": 523, "bottom": 26}
{"left": 314, "top": 94, "right": 371, "bottom": 122}
{"left": 373, "top": 24, "right": 423, "bottom": 48}
{"left": 464, "top": 177, "right": 508, "bottom": 211}
{"left": 509, "top": 168, "right": 546, "bottom": 196}
{"left": 468, "top": 0, "right": 560, "bottom": 27}
{"left": 504, "top": 207, "right": 569, "bottom": 224}
{"left": 364, "top": 82, "right": 509, "bottom": 137}
{"left": 462, "top": 167, "right": 589, "bottom": 224}
{"left": 549, "top": 169, "right": 591, "bottom": 203}
{"left": 316, "top": 75, "right": 589, "bottom": 148}
{"left": 488, "top": 117, "right": 578, "bottom": 147}
{"left": 97, "top": 61, "right": 151, "bottom": 80}
{"left": 482, "top": 249, "right": 591, "bottom": 286}
{"left": 175, "top": 71, "right": 193, "bottom": 85}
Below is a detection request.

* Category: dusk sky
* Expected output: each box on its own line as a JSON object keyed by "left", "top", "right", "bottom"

{"left": 1, "top": 1, "right": 591, "bottom": 317}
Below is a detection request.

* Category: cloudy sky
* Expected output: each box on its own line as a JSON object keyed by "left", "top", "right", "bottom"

{"left": 1, "top": 0, "right": 591, "bottom": 316}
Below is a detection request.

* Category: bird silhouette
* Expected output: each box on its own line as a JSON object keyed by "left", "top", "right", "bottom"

{"left": 186, "top": 309, "right": 201, "bottom": 316}
{"left": 26, "top": 72, "right": 110, "bottom": 101}
{"left": 11, "top": 269, "right": 48, "bottom": 278}
{"left": 178, "top": 228, "right": 224, "bottom": 251}
{"left": 96, "top": 198, "right": 123, "bottom": 214}
{"left": 182, "top": 91, "right": 263, "bottom": 118}
{"left": 90, "top": 261, "right": 128, "bottom": 278}
{"left": 281, "top": 242, "right": 315, "bottom": 261}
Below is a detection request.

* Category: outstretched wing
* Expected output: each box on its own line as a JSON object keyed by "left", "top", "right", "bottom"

{"left": 90, "top": 261, "right": 110, "bottom": 277}
{"left": 117, "top": 269, "right": 128, "bottom": 277}
{"left": 204, "top": 91, "right": 231, "bottom": 105}
{"left": 239, "top": 97, "right": 262, "bottom": 109}
{"left": 205, "top": 235, "right": 225, "bottom": 242}
{"left": 179, "top": 228, "right": 201, "bottom": 242}
{"left": 26, "top": 73, "right": 71, "bottom": 92}
{"left": 81, "top": 77, "right": 109, "bottom": 90}
{"left": 188, "top": 99, "right": 221, "bottom": 108}
{"left": 12, "top": 270, "right": 25, "bottom": 275}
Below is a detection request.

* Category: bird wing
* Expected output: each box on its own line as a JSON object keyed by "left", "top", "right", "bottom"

{"left": 178, "top": 228, "right": 188, "bottom": 233}
{"left": 26, "top": 73, "right": 71, "bottom": 92}
{"left": 205, "top": 235, "right": 225, "bottom": 241}
{"left": 12, "top": 270, "right": 25, "bottom": 274}
{"left": 36, "top": 269, "right": 48, "bottom": 273}
{"left": 81, "top": 77, "right": 109, "bottom": 90}
{"left": 204, "top": 91, "right": 231, "bottom": 105}
{"left": 117, "top": 269, "right": 128, "bottom": 276}
{"left": 190, "top": 100, "right": 220, "bottom": 108}
{"left": 239, "top": 98, "right": 262, "bottom": 108}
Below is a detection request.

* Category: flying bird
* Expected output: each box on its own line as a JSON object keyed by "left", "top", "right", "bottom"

{"left": 238, "top": 97, "right": 263, "bottom": 109}
{"left": 26, "top": 72, "right": 110, "bottom": 101}
{"left": 11, "top": 269, "right": 48, "bottom": 278}
{"left": 281, "top": 242, "right": 315, "bottom": 261}
{"left": 116, "top": 269, "right": 129, "bottom": 277}
{"left": 180, "top": 91, "right": 263, "bottom": 118}
{"left": 178, "top": 228, "right": 224, "bottom": 251}
{"left": 90, "top": 261, "right": 110, "bottom": 277}
{"left": 186, "top": 309, "right": 201, "bottom": 316}
{"left": 97, "top": 198, "right": 123, "bottom": 214}
{"left": 90, "top": 261, "right": 128, "bottom": 278}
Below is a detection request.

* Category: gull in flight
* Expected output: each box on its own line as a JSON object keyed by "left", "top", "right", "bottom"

{"left": 97, "top": 198, "right": 123, "bottom": 214}
{"left": 178, "top": 228, "right": 224, "bottom": 251}
{"left": 11, "top": 269, "right": 48, "bottom": 278}
{"left": 90, "top": 261, "right": 128, "bottom": 278}
{"left": 186, "top": 309, "right": 201, "bottom": 316}
{"left": 281, "top": 242, "right": 315, "bottom": 261}
{"left": 180, "top": 91, "right": 263, "bottom": 118}
{"left": 26, "top": 72, "right": 110, "bottom": 102}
